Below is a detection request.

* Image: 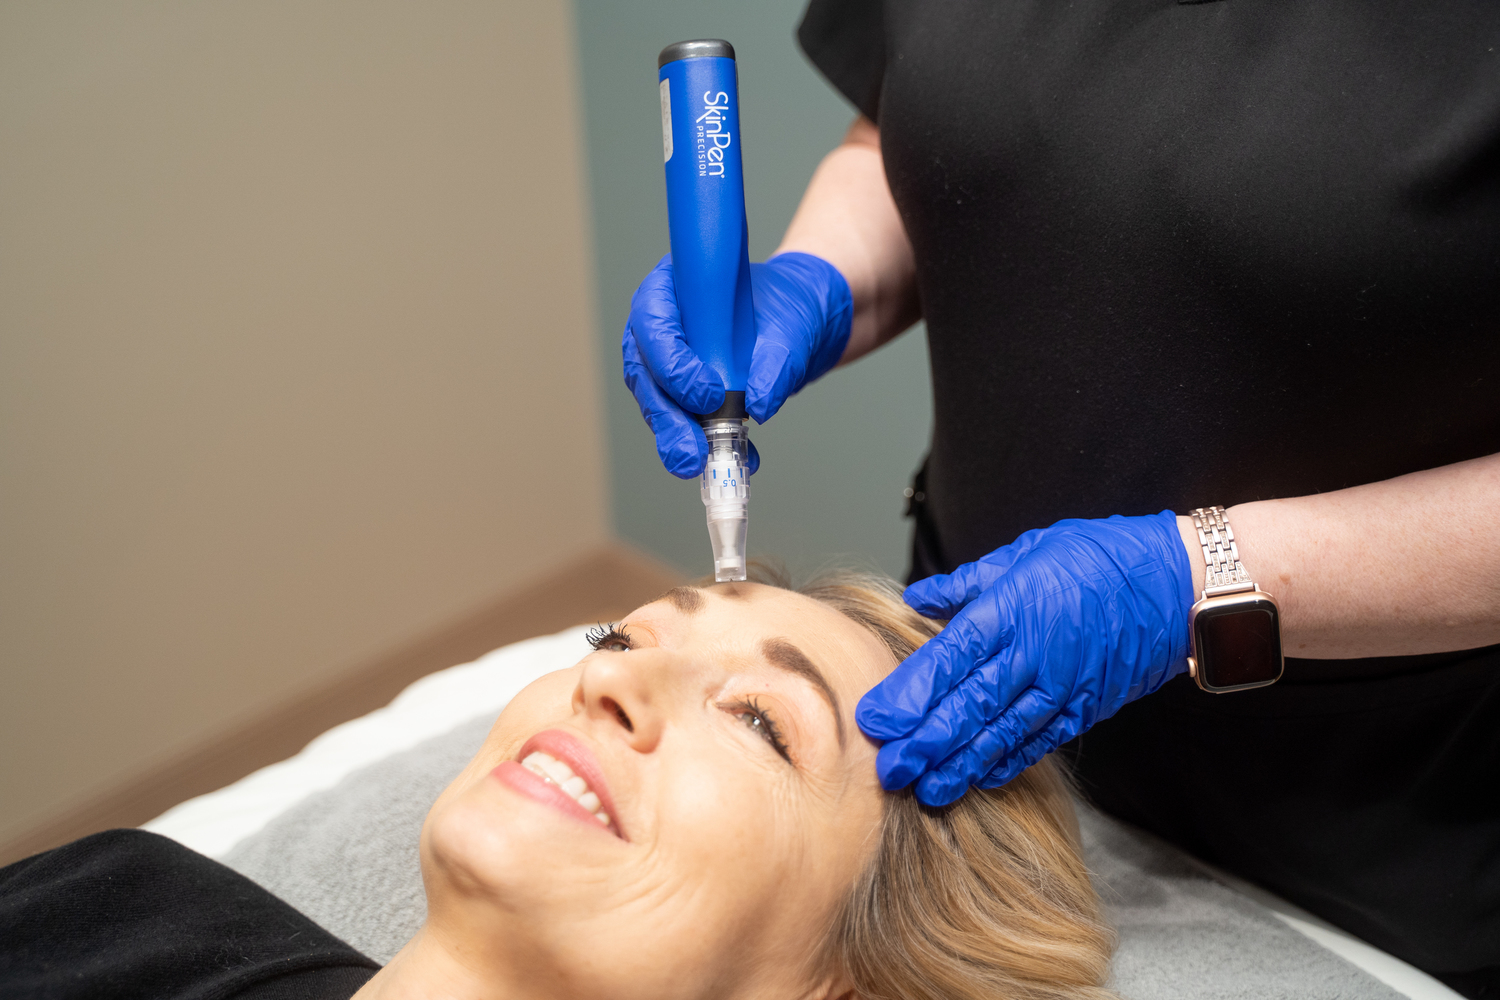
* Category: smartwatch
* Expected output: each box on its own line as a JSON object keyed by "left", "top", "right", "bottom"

{"left": 1185, "top": 506, "right": 1284, "bottom": 693}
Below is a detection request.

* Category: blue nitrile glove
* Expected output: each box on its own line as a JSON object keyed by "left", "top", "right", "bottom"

{"left": 621, "top": 251, "right": 853, "bottom": 478}
{"left": 857, "top": 511, "right": 1194, "bottom": 806}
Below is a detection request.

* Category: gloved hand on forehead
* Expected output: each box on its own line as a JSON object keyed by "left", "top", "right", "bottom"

{"left": 622, "top": 251, "right": 853, "bottom": 478}
{"left": 857, "top": 511, "right": 1194, "bottom": 807}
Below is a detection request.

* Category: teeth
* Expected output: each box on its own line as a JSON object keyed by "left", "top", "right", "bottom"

{"left": 535, "top": 755, "right": 573, "bottom": 786}
{"left": 521, "top": 751, "right": 612, "bottom": 829}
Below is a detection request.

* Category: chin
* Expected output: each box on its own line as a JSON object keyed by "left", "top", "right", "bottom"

{"left": 419, "top": 778, "right": 753, "bottom": 1000}
{"left": 420, "top": 801, "right": 707, "bottom": 1000}
{"left": 421, "top": 763, "right": 614, "bottom": 913}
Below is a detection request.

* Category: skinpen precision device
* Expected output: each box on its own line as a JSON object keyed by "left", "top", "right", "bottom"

{"left": 658, "top": 39, "right": 755, "bottom": 583}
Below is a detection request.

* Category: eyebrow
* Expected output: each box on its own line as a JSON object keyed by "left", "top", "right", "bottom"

{"left": 657, "top": 586, "right": 705, "bottom": 614}
{"left": 761, "top": 638, "right": 845, "bottom": 749}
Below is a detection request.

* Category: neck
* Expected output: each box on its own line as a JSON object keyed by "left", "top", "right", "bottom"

{"left": 352, "top": 927, "right": 506, "bottom": 1000}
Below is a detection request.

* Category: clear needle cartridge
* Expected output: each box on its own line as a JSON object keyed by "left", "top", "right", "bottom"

{"left": 701, "top": 418, "right": 750, "bottom": 582}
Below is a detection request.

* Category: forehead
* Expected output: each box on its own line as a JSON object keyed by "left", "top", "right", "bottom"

{"left": 630, "top": 583, "right": 897, "bottom": 697}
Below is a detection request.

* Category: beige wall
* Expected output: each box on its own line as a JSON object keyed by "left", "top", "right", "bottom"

{"left": 0, "top": 2, "right": 605, "bottom": 847}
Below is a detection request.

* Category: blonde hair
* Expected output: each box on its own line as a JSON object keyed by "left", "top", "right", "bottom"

{"left": 746, "top": 563, "right": 1115, "bottom": 1000}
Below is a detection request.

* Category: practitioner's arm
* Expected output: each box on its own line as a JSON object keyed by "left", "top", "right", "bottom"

{"left": 862, "top": 451, "right": 1500, "bottom": 805}
{"left": 1204, "top": 451, "right": 1500, "bottom": 659}
{"left": 774, "top": 116, "right": 922, "bottom": 363}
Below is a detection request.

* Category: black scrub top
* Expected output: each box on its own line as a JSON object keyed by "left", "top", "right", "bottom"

{"left": 0, "top": 830, "right": 378, "bottom": 999}
{"left": 798, "top": 1, "right": 1500, "bottom": 994}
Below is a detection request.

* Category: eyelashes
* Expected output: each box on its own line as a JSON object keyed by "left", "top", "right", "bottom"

{"left": 586, "top": 623, "right": 634, "bottom": 652}
{"left": 721, "top": 696, "right": 792, "bottom": 763}
{"left": 585, "top": 624, "right": 793, "bottom": 765}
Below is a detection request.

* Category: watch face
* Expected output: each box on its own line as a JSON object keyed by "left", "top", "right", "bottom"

{"left": 1193, "top": 599, "right": 1283, "bottom": 691}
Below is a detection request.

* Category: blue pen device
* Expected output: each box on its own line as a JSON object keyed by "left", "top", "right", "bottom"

{"left": 658, "top": 39, "right": 754, "bottom": 582}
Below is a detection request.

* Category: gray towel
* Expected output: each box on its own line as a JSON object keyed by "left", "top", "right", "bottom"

{"left": 1078, "top": 806, "right": 1400, "bottom": 998}
{"left": 223, "top": 713, "right": 492, "bottom": 963}
{"left": 223, "top": 716, "right": 1403, "bottom": 998}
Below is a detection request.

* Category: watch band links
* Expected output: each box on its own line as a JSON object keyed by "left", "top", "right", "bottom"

{"left": 1189, "top": 505, "right": 1254, "bottom": 594}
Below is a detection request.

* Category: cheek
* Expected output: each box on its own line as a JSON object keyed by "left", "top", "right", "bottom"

{"left": 666, "top": 754, "right": 790, "bottom": 872}
{"left": 492, "top": 668, "right": 581, "bottom": 750}
{"left": 654, "top": 743, "right": 887, "bottom": 938}
{"left": 642, "top": 741, "right": 834, "bottom": 952}
{"left": 436, "top": 668, "right": 581, "bottom": 804}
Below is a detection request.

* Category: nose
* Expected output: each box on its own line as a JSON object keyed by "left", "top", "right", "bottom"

{"left": 575, "top": 649, "right": 668, "bottom": 753}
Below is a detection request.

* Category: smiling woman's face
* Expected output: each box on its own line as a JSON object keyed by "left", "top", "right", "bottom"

{"left": 416, "top": 582, "right": 896, "bottom": 1000}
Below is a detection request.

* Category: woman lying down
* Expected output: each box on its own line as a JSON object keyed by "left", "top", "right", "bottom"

{"left": 0, "top": 570, "right": 1115, "bottom": 1000}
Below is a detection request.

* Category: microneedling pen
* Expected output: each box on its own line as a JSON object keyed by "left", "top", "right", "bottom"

{"left": 657, "top": 39, "right": 756, "bottom": 583}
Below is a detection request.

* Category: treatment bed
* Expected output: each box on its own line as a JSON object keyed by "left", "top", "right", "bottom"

{"left": 144, "top": 627, "right": 1462, "bottom": 1000}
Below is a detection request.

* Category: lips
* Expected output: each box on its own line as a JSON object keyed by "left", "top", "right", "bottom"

{"left": 492, "top": 729, "right": 626, "bottom": 840}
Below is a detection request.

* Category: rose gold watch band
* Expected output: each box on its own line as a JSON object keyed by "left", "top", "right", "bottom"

{"left": 1189, "top": 506, "right": 1255, "bottom": 596}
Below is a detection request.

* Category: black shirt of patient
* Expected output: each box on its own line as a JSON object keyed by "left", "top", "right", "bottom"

{"left": 799, "top": 1, "right": 1500, "bottom": 994}
{"left": 0, "top": 830, "right": 377, "bottom": 999}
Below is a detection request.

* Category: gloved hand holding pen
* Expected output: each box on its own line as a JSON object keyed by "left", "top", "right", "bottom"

{"left": 622, "top": 251, "right": 853, "bottom": 478}
{"left": 858, "top": 511, "right": 1195, "bottom": 806}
